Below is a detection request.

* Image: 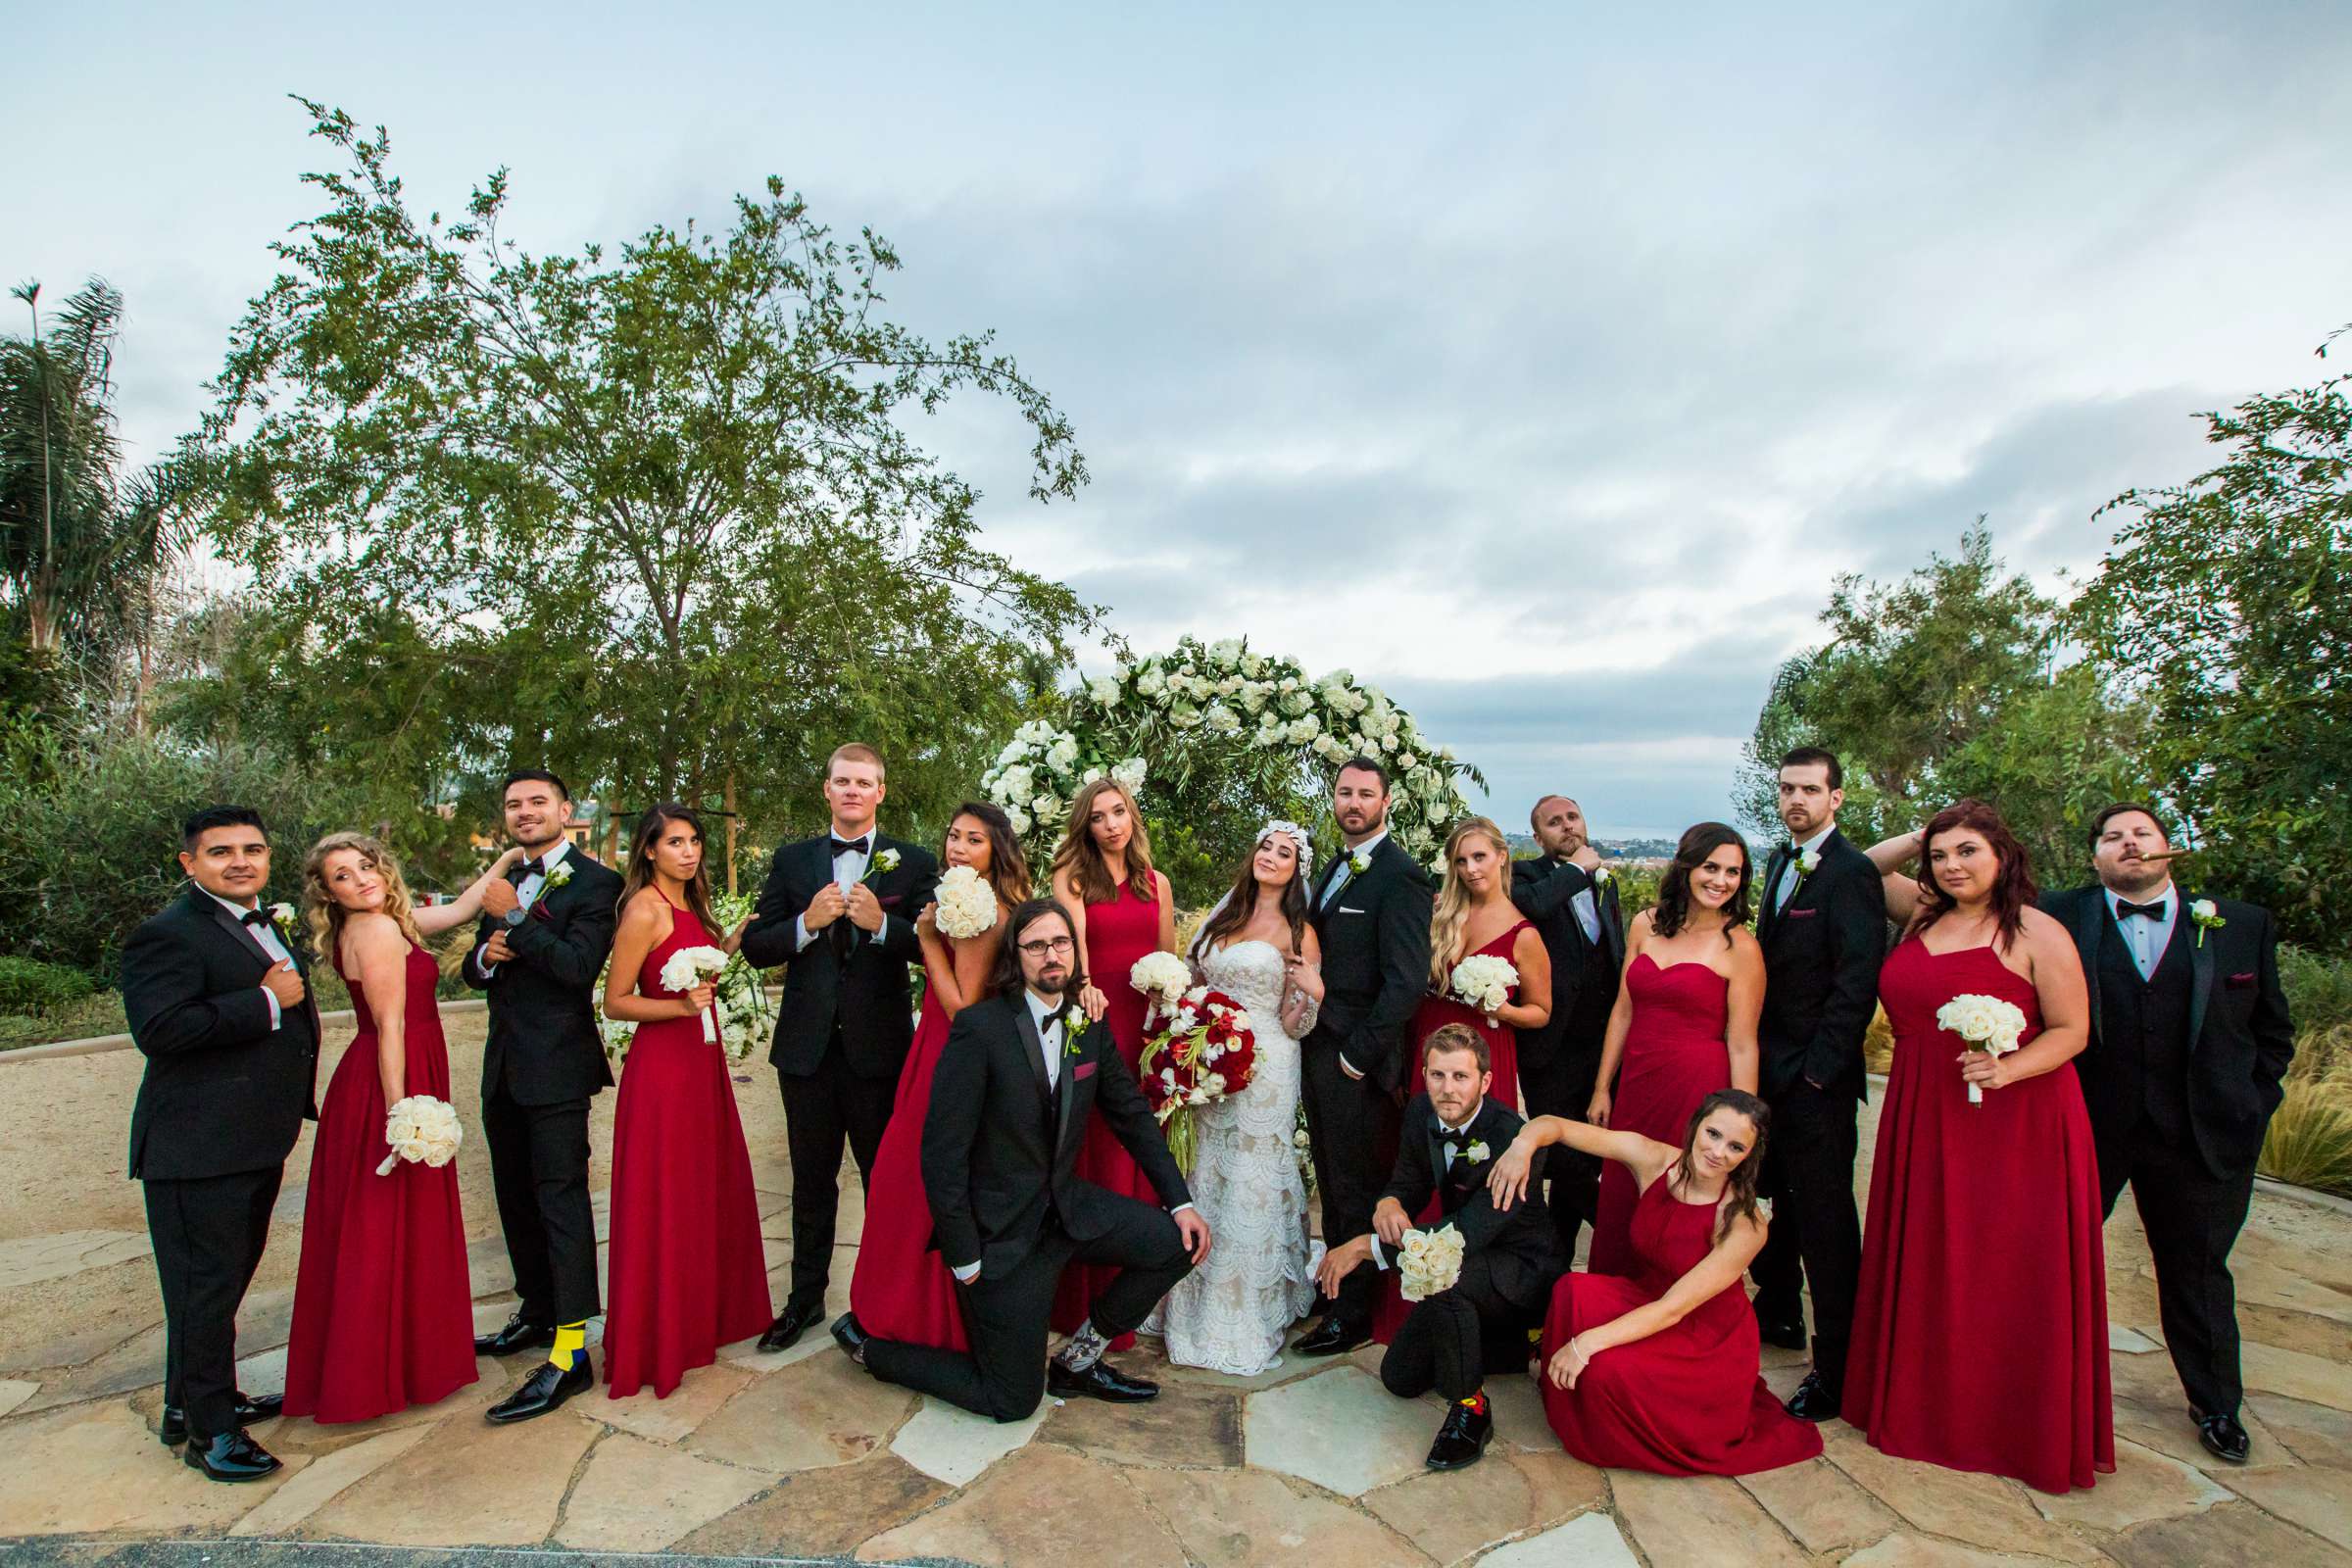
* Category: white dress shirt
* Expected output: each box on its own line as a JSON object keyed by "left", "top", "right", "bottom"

{"left": 1371, "top": 1101, "right": 1483, "bottom": 1270}
{"left": 1773, "top": 825, "right": 1833, "bottom": 912}
{"left": 473, "top": 838, "right": 573, "bottom": 978}
{"left": 1320, "top": 827, "right": 1390, "bottom": 909}
{"left": 205, "top": 888, "right": 294, "bottom": 1028}
{"left": 795, "top": 827, "right": 880, "bottom": 953}
{"left": 2106, "top": 881, "right": 2180, "bottom": 983}
{"left": 1550, "top": 858, "right": 1604, "bottom": 945}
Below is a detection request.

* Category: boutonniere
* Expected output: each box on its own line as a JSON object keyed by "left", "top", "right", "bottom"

{"left": 543, "top": 862, "right": 573, "bottom": 889}
{"left": 1348, "top": 849, "right": 1371, "bottom": 876}
{"left": 270, "top": 902, "right": 297, "bottom": 931}
{"left": 1796, "top": 847, "right": 1822, "bottom": 878}
{"left": 1462, "top": 1139, "right": 1491, "bottom": 1164}
{"left": 861, "top": 847, "right": 902, "bottom": 883}
{"left": 1591, "top": 865, "right": 1611, "bottom": 884}
{"left": 2190, "top": 899, "right": 2226, "bottom": 947}
{"left": 1062, "top": 1010, "right": 1091, "bottom": 1058}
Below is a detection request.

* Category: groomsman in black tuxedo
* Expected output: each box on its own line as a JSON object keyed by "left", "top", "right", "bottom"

{"left": 1746, "top": 746, "right": 1886, "bottom": 1423}
{"left": 1298, "top": 755, "right": 1435, "bottom": 1356}
{"left": 1510, "top": 794, "right": 1625, "bottom": 1259}
{"left": 1324, "top": 1024, "right": 1561, "bottom": 1471}
{"left": 837, "top": 899, "right": 1207, "bottom": 1419}
{"left": 122, "top": 806, "right": 319, "bottom": 1480}
{"left": 741, "top": 742, "right": 940, "bottom": 1350}
{"left": 2041, "top": 805, "right": 2295, "bottom": 1463}
{"left": 462, "top": 769, "right": 624, "bottom": 1423}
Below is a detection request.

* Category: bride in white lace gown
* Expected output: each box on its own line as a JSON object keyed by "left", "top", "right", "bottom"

{"left": 1154, "top": 822, "right": 1327, "bottom": 1374}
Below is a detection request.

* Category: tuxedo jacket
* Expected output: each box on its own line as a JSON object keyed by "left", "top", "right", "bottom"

{"left": 921, "top": 990, "right": 1192, "bottom": 1279}
{"left": 1307, "top": 836, "right": 1435, "bottom": 1093}
{"left": 461, "top": 851, "right": 623, "bottom": 1105}
{"left": 2040, "top": 886, "right": 2295, "bottom": 1178}
{"left": 1381, "top": 1094, "right": 1560, "bottom": 1313}
{"left": 1509, "top": 857, "right": 1627, "bottom": 1065}
{"left": 122, "top": 888, "right": 321, "bottom": 1180}
{"left": 739, "top": 832, "right": 940, "bottom": 1078}
{"left": 1755, "top": 828, "right": 1888, "bottom": 1102}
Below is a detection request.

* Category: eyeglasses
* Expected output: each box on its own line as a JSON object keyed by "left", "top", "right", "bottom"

{"left": 1017, "top": 935, "right": 1076, "bottom": 956}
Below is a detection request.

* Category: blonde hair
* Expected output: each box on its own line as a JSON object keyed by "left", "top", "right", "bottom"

{"left": 303, "top": 832, "right": 426, "bottom": 974}
{"left": 1051, "top": 776, "right": 1157, "bottom": 909}
{"left": 1429, "top": 816, "right": 1510, "bottom": 991}
{"left": 828, "top": 742, "right": 886, "bottom": 780}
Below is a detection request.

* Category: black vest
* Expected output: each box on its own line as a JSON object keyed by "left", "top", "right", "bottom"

{"left": 2096, "top": 909, "right": 2193, "bottom": 1138}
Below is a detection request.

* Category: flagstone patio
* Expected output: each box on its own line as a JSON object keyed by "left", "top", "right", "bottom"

{"left": 2, "top": 1018, "right": 2348, "bottom": 1565}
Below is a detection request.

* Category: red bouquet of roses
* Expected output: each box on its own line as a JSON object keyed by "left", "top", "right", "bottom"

{"left": 1137, "top": 986, "right": 1258, "bottom": 1174}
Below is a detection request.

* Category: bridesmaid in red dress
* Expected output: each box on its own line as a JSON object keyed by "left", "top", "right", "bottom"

{"left": 1588, "top": 823, "right": 1761, "bottom": 1275}
{"left": 601, "top": 805, "right": 772, "bottom": 1400}
{"left": 849, "top": 802, "right": 1031, "bottom": 1350}
{"left": 285, "top": 834, "right": 520, "bottom": 1424}
{"left": 1492, "top": 1088, "right": 1820, "bottom": 1476}
{"left": 1844, "top": 799, "right": 2111, "bottom": 1494}
{"left": 1050, "top": 776, "right": 1177, "bottom": 1339}
{"left": 1415, "top": 817, "right": 1550, "bottom": 1108}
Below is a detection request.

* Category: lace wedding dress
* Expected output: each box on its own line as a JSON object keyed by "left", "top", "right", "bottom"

{"left": 1152, "top": 939, "right": 1320, "bottom": 1374}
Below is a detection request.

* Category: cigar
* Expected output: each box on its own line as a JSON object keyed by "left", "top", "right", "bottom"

{"left": 2131, "top": 848, "right": 2192, "bottom": 862}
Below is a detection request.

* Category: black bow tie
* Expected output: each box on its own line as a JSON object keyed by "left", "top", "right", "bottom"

{"left": 829, "top": 837, "right": 869, "bottom": 858}
{"left": 240, "top": 907, "right": 272, "bottom": 927}
{"left": 511, "top": 857, "right": 540, "bottom": 881}
{"left": 2118, "top": 899, "right": 2168, "bottom": 920}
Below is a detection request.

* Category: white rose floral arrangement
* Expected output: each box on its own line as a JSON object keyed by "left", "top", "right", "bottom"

{"left": 931, "top": 863, "right": 1000, "bottom": 940}
{"left": 1935, "top": 992, "right": 2031, "bottom": 1104}
{"left": 1448, "top": 954, "right": 1520, "bottom": 1015}
{"left": 600, "top": 891, "right": 774, "bottom": 1067}
{"left": 376, "top": 1096, "right": 463, "bottom": 1176}
{"left": 1396, "top": 1222, "right": 1467, "bottom": 1302}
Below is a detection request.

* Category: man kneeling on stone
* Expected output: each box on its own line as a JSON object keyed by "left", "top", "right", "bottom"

{"left": 1320, "top": 1023, "right": 1562, "bottom": 1472}
{"left": 835, "top": 898, "right": 1211, "bottom": 1420}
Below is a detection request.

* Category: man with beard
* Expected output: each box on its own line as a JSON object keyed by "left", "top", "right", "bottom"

{"left": 1511, "top": 794, "right": 1625, "bottom": 1259}
{"left": 1297, "top": 756, "right": 1435, "bottom": 1355}
{"left": 833, "top": 899, "right": 1210, "bottom": 1421}
{"left": 2040, "top": 805, "right": 2294, "bottom": 1462}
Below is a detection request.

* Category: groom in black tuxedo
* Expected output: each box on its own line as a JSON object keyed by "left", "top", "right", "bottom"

{"left": 1324, "top": 1024, "right": 1561, "bottom": 1471}
{"left": 2041, "top": 804, "right": 2295, "bottom": 1463}
{"left": 741, "top": 743, "right": 940, "bottom": 1350}
{"left": 836, "top": 899, "right": 1208, "bottom": 1420}
{"left": 122, "top": 806, "right": 319, "bottom": 1481}
{"left": 1511, "top": 793, "right": 1625, "bottom": 1260}
{"left": 1746, "top": 747, "right": 1886, "bottom": 1423}
{"left": 1298, "top": 755, "right": 1434, "bottom": 1355}
{"left": 462, "top": 768, "right": 624, "bottom": 1423}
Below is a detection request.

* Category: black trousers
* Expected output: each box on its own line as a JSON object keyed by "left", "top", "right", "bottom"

{"left": 1380, "top": 1252, "right": 1537, "bottom": 1402}
{"left": 1519, "top": 1039, "right": 1604, "bottom": 1261}
{"left": 863, "top": 1198, "right": 1192, "bottom": 1422}
{"left": 144, "top": 1167, "right": 279, "bottom": 1437}
{"left": 2101, "top": 1118, "right": 2258, "bottom": 1419}
{"left": 1748, "top": 1079, "right": 1863, "bottom": 1392}
{"left": 1301, "top": 1046, "right": 1401, "bottom": 1326}
{"left": 778, "top": 1033, "right": 896, "bottom": 1306}
{"left": 482, "top": 1081, "right": 600, "bottom": 1324}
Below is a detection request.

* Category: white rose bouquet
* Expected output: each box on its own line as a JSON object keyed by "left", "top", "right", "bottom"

{"left": 376, "top": 1096, "right": 463, "bottom": 1176}
{"left": 931, "top": 863, "right": 999, "bottom": 941}
{"left": 661, "top": 944, "right": 732, "bottom": 1045}
{"left": 1935, "top": 993, "right": 2030, "bottom": 1104}
{"left": 1448, "top": 954, "right": 1519, "bottom": 1015}
{"left": 1130, "top": 951, "right": 1194, "bottom": 1009}
{"left": 1397, "top": 1223, "right": 1466, "bottom": 1302}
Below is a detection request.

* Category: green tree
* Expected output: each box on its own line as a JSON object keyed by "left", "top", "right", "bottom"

{"left": 2073, "top": 367, "right": 2352, "bottom": 948}
{"left": 1740, "top": 525, "right": 2157, "bottom": 885}
{"left": 194, "top": 101, "right": 1092, "bottom": 856}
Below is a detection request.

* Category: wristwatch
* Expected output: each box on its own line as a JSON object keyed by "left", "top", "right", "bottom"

{"left": 503, "top": 906, "right": 527, "bottom": 928}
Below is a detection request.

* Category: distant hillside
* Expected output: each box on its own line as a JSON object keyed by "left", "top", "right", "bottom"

{"left": 1503, "top": 834, "right": 1679, "bottom": 860}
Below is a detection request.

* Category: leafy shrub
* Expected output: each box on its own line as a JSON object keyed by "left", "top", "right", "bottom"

{"left": 0, "top": 955, "right": 96, "bottom": 1012}
{"left": 2259, "top": 1024, "right": 2352, "bottom": 1198}
{"left": 2280, "top": 946, "right": 2352, "bottom": 1035}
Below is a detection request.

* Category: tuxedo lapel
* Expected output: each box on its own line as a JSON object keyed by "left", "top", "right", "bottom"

{"left": 197, "top": 890, "right": 278, "bottom": 973}
{"left": 2184, "top": 889, "right": 2217, "bottom": 1052}
{"left": 1759, "top": 847, "right": 1789, "bottom": 941}
{"left": 1599, "top": 879, "right": 1626, "bottom": 968}
{"left": 2072, "top": 890, "right": 2108, "bottom": 1027}
{"left": 1012, "top": 1000, "right": 1053, "bottom": 1110}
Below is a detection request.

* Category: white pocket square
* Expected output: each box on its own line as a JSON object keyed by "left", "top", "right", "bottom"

{"left": 1337, "top": 905, "right": 1367, "bottom": 914}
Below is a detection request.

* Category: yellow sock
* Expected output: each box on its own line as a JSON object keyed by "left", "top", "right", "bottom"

{"left": 549, "top": 1321, "right": 586, "bottom": 1371}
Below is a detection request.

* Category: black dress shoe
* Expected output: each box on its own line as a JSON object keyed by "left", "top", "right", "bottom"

{"left": 1753, "top": 1312, "right": 1808, "bottom": 1352}
{"left": 832, "top": 1311, "right": 871, "bottom": 1367}
{"left": 1048, "top": 1357, "right": 1160, "bottom": 1403}
{"left": 2196, "top": 1411, "right": 2251, "bottom": 1462}
{"left": 159, "top": 1392, "right": 285, "bottom": 1447}
{"left": 183, "top": 1428, "right": 281, "bottom": 1482}
{"left": 485, "top": 1354, "right": 593, "bottom": 1424}
{"left": 1785, "top": 1371, "right": 1841, "bottom": 1422}
{"left": 1426, "top": 1399, "right": 1494, "bottom": 1471}
{"left": 1295, "top": 1316, "right": 1371, "bottom": 1357}
{"left": 473, "top": 1312, "right": 558, "bottom": 1357}
{"left": 759, "top": 1298, "right": 826, "bottom": 1353}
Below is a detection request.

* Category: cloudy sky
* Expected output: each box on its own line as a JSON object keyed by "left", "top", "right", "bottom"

{"left": 13, "top": 2, "right": 2350, "bottom": 835}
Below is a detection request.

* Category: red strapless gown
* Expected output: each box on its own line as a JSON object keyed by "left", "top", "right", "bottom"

{"left": 850, "top": 975, "right": 970, "bottom": 1350}
{"left": 1590, "top": 956, "right": 1732, "bottom": 1275}
{"left": 283, "top": 942, "right": 476, "bottom": 1424}
{"left": 1542, "top": 1175, "right": 1822, "bottom": 1475}
{"left": 1054, "top": 881, "right": 1166, "bottom": 1341}
{"left": 1845, "top": 940, "right": 2114, "bottom": 1494}
{"left": 603, "top": 902, "right": 774, "bottom": 1398}
{"left": 1410, "top": 920, "right": 1530, "bottom": 1110}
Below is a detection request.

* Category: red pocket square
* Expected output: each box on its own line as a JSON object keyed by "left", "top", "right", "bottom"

{"left": 529, "top": 901, "right": 554, "bottom": 923}
{"left": 879, "top": 894, "right": 903, "bottom": 907}
{"left": 1073, "top": 1061, "right": 1098, "bottom": 1081}
{"left": 2226, "top": 972, "right": 2257, "bottom": 990}
{"left": 1786, "top": 906, "right": 1819, "bottom": 920}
